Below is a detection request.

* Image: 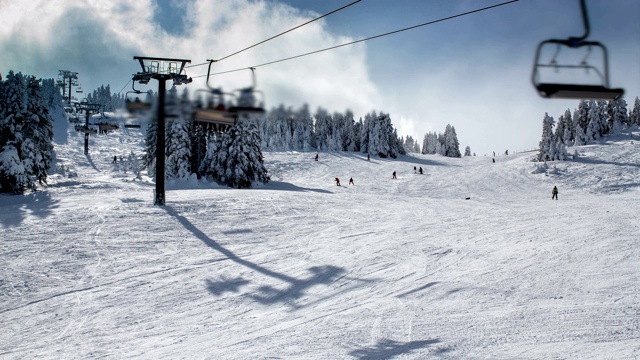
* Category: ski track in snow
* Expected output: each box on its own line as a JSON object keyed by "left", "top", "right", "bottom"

{"left": 1, "top": 114, "right": 639, "bottom": 359}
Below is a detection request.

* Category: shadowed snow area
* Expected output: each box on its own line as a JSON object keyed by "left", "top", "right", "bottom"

{"left": 1, "top": 113, "right": 639, "bottom": 359}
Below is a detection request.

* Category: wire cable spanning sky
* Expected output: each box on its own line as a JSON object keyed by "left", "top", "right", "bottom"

{"left": 1, "top": 0, "right": 638, "bottom": 155}
{"left": 189, "top": 0, "right": 364, "bottom": 68}
{"left": 190, "top": 0, "right": 520, "bottom": 79}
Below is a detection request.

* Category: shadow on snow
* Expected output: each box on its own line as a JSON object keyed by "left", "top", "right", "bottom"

{"left": 163, "top": 205, "right": 373, "bottom": 309}
{"left": 0, "top": 191, "right": 60, "bottom": 227}
{"left": 349, "top": 338, "right": 447, "bottom": 359}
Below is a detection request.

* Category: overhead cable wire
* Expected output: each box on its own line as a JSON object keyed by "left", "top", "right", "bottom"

{"left": 190, "top": 0, "right": 519, "bottom": 79}
{"left": 117, "top": 78, "right": 132, "bottom": 95}
{"left": 185, "top": 0, "right": 363, "bottom": 69}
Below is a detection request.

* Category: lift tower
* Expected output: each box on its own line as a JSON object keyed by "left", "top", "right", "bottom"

{"left": 57, "top": 70, "right": 79, "bottom": 104}
{"left": 76, "top": 102, "right": 102, "bottom": 155}
{"left": 132, "top": 56, "right": 192, "bottom": 206}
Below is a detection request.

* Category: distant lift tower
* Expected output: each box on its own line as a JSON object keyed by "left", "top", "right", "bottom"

{"left": 132, "top": 56, "right": 192, "bottom": 206}
{"left": 76, "top": 102, "right": 102, "bottom": 155}
{"left": 57, "top": 70, "right": 79, "bottom": 104}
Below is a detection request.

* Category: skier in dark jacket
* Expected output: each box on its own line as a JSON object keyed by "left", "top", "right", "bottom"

{"left": 335, "top": 177, "right": 341, "bottom": 186}
{"left": 392, "top": 171, "right": 397, "bottom": 179}
{"left": 349, "top": 178, "right": 354, "bottom": 185}
{"left": 552, "top": 186, "right": 558, "bottom": 200}
{"left": 419, "top": 167, "right": 423, "bottom": 174}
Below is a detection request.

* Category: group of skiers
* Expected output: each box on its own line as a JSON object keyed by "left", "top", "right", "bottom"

{"left": 318, "top": 152, "right": 561, "bottom": 201}
{"left": 334, "top": 177, "right": 354, "bottom": 186}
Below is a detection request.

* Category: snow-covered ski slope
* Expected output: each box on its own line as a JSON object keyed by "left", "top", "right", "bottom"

{"left": 1, "top": 115, "right": 639, "bottom": 359}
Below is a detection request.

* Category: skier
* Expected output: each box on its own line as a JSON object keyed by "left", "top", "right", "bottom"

{"left": 113, "top": 155, "right": 117, "bottom": 164}
{"left": 492, "top": 158, "right": 495, "bottom": 163}
{"left": 414, "top": 166, "right": 416, "bottom": 173}
{"left": 335, "top": 177, "right": 341, "bottom": 186}
{"left": 367, "top": 154, "right": 370, "bottom": 161}
{"left": 349, "top": 178, "right": 354, "bottom": 185}
{"left": 315, "top": 153, "right": 319, "bottom": 161}
{"left": 552, "top": 186, "right": 558, "bottom": 200}
{"left": 392, "top": 171, "right": 397, "bottom": 179}
{"left": 419, "top": 167, "right": 423, "bottom": 174}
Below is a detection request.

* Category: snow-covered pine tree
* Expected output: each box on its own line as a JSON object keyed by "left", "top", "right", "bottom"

{"left": 554, "top": 113, "right": 566, "bottom": 146}
{"left": 0, "top": 71, "right": 30, "bottom": 193}
{"left": 330, "top": 111, "right": 344, "bottom": 151}
{"left": 629, "top": 97, "right": 640, "bottom": 126}
{"left": 573, "top": 101, "right": 590, "bottom": 146}
{"left": 562, "top": 108, "right": 574, "bottom": 146}
{"left": 464, "top": 146, "right": 471, "bottom": 156}
{"left": 299, "top": 104, "right": 315, "bottom": 151}
{"left": 163, "top": 86, "right": 192, "bottom": 179}
{"left": 551, "top": 111, "right": 568, "bottom": 161}
{"left": 443, "top": 124, "right": 461, "bottom": 158}
{"left": 360, "top": 113, "right": 372, "bottom": 155}
{"left": 266, "top": 105, "right": 291, "bottom": 150}
{"left": 422, "top": 132, "right": 437, "bottom": 155}
{"left": 586, "top": 100, "right": 601, "bottom": 140}
{"left": 537, "top": 112, "right": 555, "bottom": 162}
{"left": 207, "top": 115, "right": 270, "bottom": 188}
{"left": 392, "top": 127, "right": 405, "bottom": 156}
{"left": 143, "top": 96, "right": 158, "bottom": 175}
{"left": 165, "top": 117, "right": 192, "bottom": 179}
{"left": 200, "top": 132, "right": 219, "bottom": 176}
{"left": 369, "top": 112, "right": 392, "bottom": 158}
{"left": 343, "top": 110, "right": 356, "bottom": 152}
{"left": 23, "top": 76, "right": 54, "bottom": 187}
{"left": 353, "top": 117, "right": 363, "bottom": 152}
{"left": 609, "top": 98, "right": 628, "bottom": 133}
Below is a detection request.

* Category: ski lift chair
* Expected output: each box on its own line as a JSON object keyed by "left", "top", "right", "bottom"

{"left": 531, "top": 0, "right": 624, "bottom": 100}
{"left": 228, "top": 67, "right": 266, "bottom": 119}
{"left": 125, "top": 80, "right": 152, "bottom": 115}
{"left": 192, "top": 60, "right": 241, "bottom": 131}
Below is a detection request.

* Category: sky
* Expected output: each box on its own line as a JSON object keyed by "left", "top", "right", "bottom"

{"left": 2, "top": 114, "right": 640, "bottom": 358}
{"left": 0, "top": 0, "right": 638, "bottom": 155}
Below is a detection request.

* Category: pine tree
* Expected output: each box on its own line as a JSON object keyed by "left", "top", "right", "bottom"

{"left": 464, "top": 146, "right": 471, "bottom": 156}
{"left": 206, "top": 115, "right": 270, "bottom": 188}
{"left": 360, "top": 113, "right": 372, "bottom": 155}
{"left": 586, "top": 100, "right": 601, "bottom": 140}
{"left": 629, "top": 97, "right": 640, "bottom": 126}
{"left": 609, "top": 98, "right": 628, "bottom": 133}
{"left": 538, "top": 112, "right": 555, "bottom": 162}
{"left": 0, "top": 71, "right": 30, "bottom": 193}
{"left": 573, "top": 101, "right": 590, "bottom": 146}
{"left": 555, "top": 114, "right": 566, "bottom": 146}
{"left": 562, "top": 108, "right": 574, "bottom": 146}
{"left": 443, "top": 124, "right": 461, "bottom": 158}
{"left": 143, "top": 98, "right": 158, "bottom": 175}
{"left": 165, "top": 117, "right": 192, "bottom": 179}
{"left": 23, "top": 76, "right": 54, "bottom": 187}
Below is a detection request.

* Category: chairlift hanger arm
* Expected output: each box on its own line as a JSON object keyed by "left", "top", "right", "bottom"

{"left": 570, "top": 0, "right": 590, "bottom": 45}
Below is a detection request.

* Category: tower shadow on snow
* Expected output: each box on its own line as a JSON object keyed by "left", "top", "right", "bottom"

{"left": 163, "top": 205, "right": 373, "bottom": 309}
{"left": 349, "top": 338, "right": 447, "bottom": 359}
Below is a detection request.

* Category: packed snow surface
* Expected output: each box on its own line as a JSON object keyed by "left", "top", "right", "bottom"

{"left": 1, "top": 116, "right": 639, "bottom": 359}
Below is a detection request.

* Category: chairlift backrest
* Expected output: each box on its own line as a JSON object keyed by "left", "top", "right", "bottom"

{"left": 531, "top": 0, "right": 624, "bottom": 100}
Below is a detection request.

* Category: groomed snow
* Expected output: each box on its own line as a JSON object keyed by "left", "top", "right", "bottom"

{"left": 1, "top": 115, "right": 639, "bottom": 359}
